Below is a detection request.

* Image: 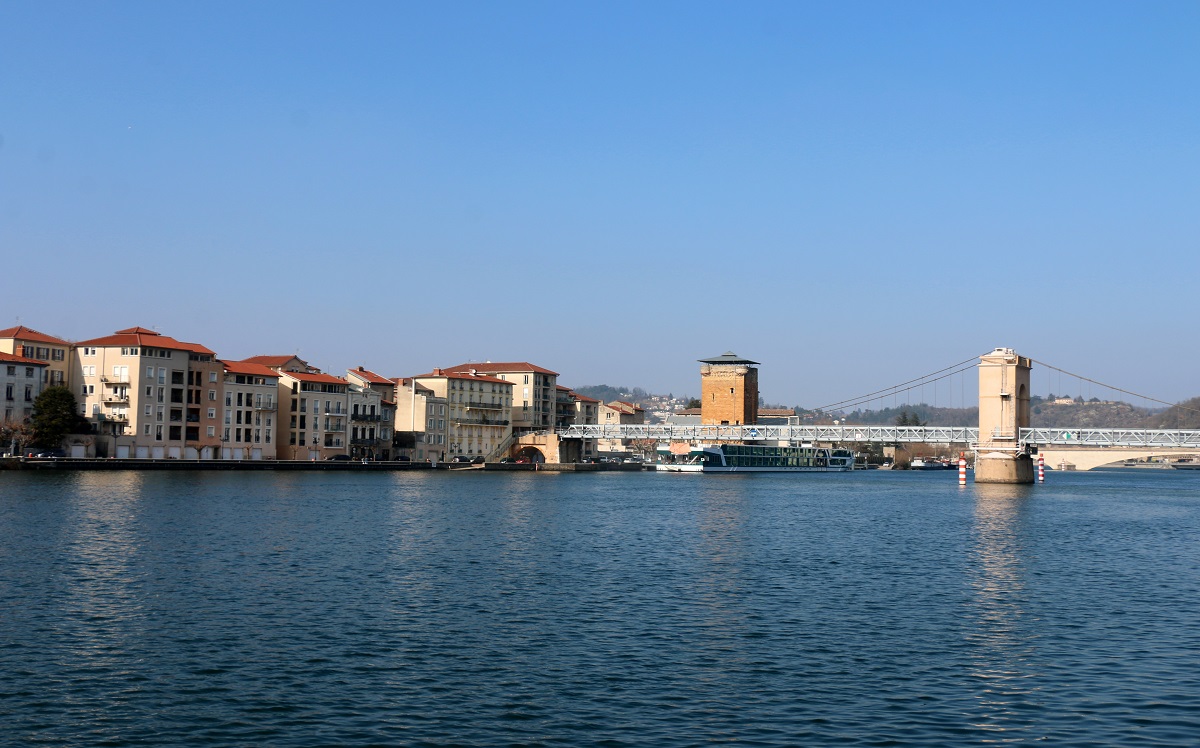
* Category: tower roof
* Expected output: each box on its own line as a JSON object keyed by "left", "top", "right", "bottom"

{"left": 698, "top": 351, "right": 759, "bottom": 365}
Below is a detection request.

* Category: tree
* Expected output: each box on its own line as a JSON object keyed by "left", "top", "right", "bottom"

{"left": 1, "top": 416, "right": 33, "bottom": 456}
{"left": 686, "top": 398, "right": 701, "bottom": 409}
{"left": 894, "top": 408, "right": 925, "bottom": 427}
{"left": 30, "top": 386, "right": 87, "bottom": 449}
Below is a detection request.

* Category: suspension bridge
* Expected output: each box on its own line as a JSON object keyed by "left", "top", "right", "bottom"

{"left": 558, "top": 348, "right": 1200, "bottom": 482}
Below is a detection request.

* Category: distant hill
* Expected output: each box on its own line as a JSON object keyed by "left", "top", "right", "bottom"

{"left": 1029, "top": 397, "right": 1155, "bottom": 428}
{"left": 835, "top": 405, "right": 978, "bottom": 427}
{"left": 573, "top": 384, "right": 642, "bottom": 404}
{"left": 1144, "top": 396, "right": 1200, "bottom": 429}
{"left": 825, "top": 395, "right": 1170, "bottom": 429}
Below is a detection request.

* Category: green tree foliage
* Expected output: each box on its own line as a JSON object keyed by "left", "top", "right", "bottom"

{"left": 894, "top": 408, "right": 926, "bottom": 427}
{"left": 30, "top": 386, "right": 88, "bottom": 448}
{"left": 686, "top": 398, "right": 702, "bottom": 409}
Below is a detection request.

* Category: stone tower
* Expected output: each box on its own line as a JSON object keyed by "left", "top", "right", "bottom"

{"left": 699, "top": 352, "right": 759, "bottom": 425}
{"left": 975, "top": 347, "right": 1034, "bottom": 484}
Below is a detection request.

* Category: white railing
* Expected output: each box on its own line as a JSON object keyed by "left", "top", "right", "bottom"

{"left": 559, "top": 424, "right": 1200, "bottom": 449}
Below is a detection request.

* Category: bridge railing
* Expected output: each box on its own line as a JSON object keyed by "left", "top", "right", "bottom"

{"left": 559, "top": 424, "right": 978, "bottom": 443}
{"left": 559, "top": 424, "right": 1200, "bottom": 449}
{"left": 1020, "top": 428, "right": 1200, "bottom": 448}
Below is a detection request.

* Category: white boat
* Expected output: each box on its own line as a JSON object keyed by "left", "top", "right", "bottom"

{"left": 657, "top": 444, "right": 855, "bottom": 473}
{"left": 910, "top": 457, "right": 952, "bottom": 470}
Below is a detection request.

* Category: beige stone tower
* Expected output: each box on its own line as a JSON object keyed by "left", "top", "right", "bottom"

{"left": 699, "top": 352, "right": 759, "bottom": 425}
{"left": 975, "top": 347, "right": 1034, "bottom": 484}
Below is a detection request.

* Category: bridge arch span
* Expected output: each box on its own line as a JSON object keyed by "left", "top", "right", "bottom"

{"left": 1037, "top": 448, "right": 1200, "bottom": 471}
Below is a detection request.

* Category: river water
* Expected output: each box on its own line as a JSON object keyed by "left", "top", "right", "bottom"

{"left": 1, "top": 468, "right": 1197, "bottom": 746}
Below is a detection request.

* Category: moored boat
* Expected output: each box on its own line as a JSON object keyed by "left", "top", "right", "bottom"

{"left": 657, "top": 444, "right": 855, "bottom": 473}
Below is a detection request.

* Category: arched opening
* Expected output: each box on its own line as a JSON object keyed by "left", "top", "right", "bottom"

{"left": 515, "top": 446, "right": 547, "bottom": 464}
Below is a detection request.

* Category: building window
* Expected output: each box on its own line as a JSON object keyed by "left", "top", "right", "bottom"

{"left": 209, "top": 390, "right": 216, "bottom": 401}
{"left": 207, "top": 426, "right": 215, "bottom": 437}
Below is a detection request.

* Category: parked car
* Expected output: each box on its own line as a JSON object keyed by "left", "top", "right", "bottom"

{"left": 29, "top": 448, "right": 66, "bottom": 458}
{"left": 395, "top": 455, "right": 411, "bottom": 462}
{"left": 451, "top": 455, "right": 473, "bottom": 463}
{"left": 499, "top": 457, "right": 517, "bottom": 464}
{"left": 471, "top": 456, "right": 485, "bottom": 465}
{"left": 325, "top": 454, "right": 353, "bottom": 461}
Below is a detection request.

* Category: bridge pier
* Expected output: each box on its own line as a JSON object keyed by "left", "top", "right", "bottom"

{"left": 974, "top": 451, "right": 1034, "bottom": 483}
{"left": 974, "top": 348, "right": 1034, "bottom": 484}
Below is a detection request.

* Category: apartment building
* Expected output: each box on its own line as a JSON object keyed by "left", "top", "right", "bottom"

{"left": 597, "top": 400, "right": 645, "bottom": 456}
{"left": 559, "top": 389, "right": 604, "bottom": 458}
{"left": 411, "top": 368, "right": 513, "bottom": 459}
{"left": 181, "top": 342, "right": 222, "bottom": 458}
{"left": 392, "top": 377, "right": 447, "bottom": 462}
{"left": 0, "top": 326, "right": 71, "bottom": 388}
{"left": 220, "top": 361, "right": 279, "bottom": 460}
{"left": 346, "top": 367, "right": 396, "bottom": 460}
{"left": 1, "top": 352, "right": 48, "bottom": 426}
{"left": 277, "top": 371, "right": 349, "bottom": 460}
{"left": 72, "top": 327, "right": 217, "bottom": 458}
{"left": 442, "top": 362, "right": 557, "bottom": 435}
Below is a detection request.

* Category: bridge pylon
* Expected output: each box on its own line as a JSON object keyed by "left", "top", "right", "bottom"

{"left": 974, "top": 347, "right": 1034, "bottom": 484}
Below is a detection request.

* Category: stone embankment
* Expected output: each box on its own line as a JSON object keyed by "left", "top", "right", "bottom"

{"left": 2, "top": 458, "right": 652, "bottom": 472}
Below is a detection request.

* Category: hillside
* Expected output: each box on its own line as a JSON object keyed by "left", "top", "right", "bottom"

{"left": 1144, "top": 397, "right": 1200, "bottom": 429}
{"left": 828, "top": 395, "right": 1165, "bottom": 429}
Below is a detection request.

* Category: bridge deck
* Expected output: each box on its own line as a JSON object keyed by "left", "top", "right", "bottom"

{"left": 559, "top": 425, "right": 1200, "bottom": 448}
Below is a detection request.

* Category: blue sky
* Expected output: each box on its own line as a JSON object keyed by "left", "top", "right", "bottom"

{"left": 3, "top": 2, "right": 1198, "bottom": 408}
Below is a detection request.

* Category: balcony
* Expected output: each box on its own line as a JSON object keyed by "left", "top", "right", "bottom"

{"left": 104, "top": 412, "right": 129, "bottom": 423}
{"left": 351, "top": 413, "right": 385, "bottom": 422}
{"left": 453, "top": 417, "right": 510, "bottom": 427}
{"left": 100, "top": 375, "right": 130, "bottom": 385}
{"left": 464, "top": 401, "right": 504, "bottom": 410}
{"left": 102, "top": 394, "right": 130, "bottom": 404}
{"left": 253, "top": 401, "right": 276, "bottom": 411}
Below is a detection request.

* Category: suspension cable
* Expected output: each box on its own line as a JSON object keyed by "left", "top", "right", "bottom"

{"left": 810, "top": 354, "right": 986, "bottom": 412}
{"left": 818, "top": 364, "right": 978, "bottom": 414}
{"left": 1029, "top": 358, "right": 1200, "bottom": 414}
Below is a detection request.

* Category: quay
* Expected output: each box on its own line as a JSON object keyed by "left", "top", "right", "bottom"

{"left": 2, "top": 457, "right": 651, "bottom": 472}
{"left": 3, "top": 457, "right": 435, "bottom": 472}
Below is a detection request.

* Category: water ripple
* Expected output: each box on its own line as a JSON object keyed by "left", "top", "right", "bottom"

{"left": 1, "top": 470, "right": 1197, "bottom": 745}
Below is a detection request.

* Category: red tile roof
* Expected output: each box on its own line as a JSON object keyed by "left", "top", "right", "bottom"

{"left": 349, "top": 366, "right": 393, "bottom": 385}
{"left": 221, "top": 361, "right": 280, "bottom": 378}
{"left": 443, "top": 361, "right": 559, "bottom": 377}
{"left": 241, "top": 355, "right": 308, "bottom": 368}
{"left": 0, "top": 351, "right": 48, "bottom": 366}
{"left": 76, "top": 327, "right": 197, "bottom": 351}
{"left": 411, "top": 369, "right": 514, "bottom": 386}
{"left": 607, "top": 401, "right": 644, "bottom": 414}
{"left": 280, "top": 371, "right": 346, "bottom": 385}
{"left": 0, "top": 326, "right": 70, "bottom": 345}
{"left": 178, "top": 341, "right": 217, "bottom": 356}
{"left": 571, "top": 392, "right": 601, "bottom": 403}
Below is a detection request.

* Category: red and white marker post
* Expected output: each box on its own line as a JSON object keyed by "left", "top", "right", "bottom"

{"left": 1038, "top": 454, "right": 1045, "bottom": 483}
{"left": 958, "top": 452, "right": 967, "bottom": 486}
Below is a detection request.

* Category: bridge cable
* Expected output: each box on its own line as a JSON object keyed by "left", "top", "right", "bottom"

{"left": 809, "top": 354, "right": 988, "bottom": 413}
{"left": 817, "top": 364, "right": 978, "bottom": 414}
{"left": 1029, "top": 358, "right": 1200, "bottom": 415}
